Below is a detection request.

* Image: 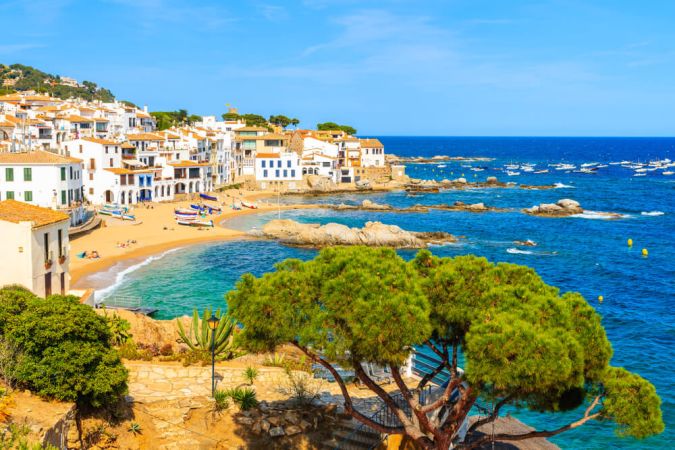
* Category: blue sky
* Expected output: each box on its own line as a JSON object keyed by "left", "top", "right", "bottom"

{"left": 1, "top": 0, "right": 675, "bottom": 136}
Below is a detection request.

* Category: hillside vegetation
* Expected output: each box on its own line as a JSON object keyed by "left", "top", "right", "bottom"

{"left": 0, "top": 63, "right": 115, "bottom": 102}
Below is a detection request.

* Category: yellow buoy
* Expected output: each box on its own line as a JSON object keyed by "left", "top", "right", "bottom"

{"left": 462, "top": 173, "right": 465, "bottom": 177}
{"left": 642, "top": 248, "right": 648, "bottom": 257}
{"left": 598, "top": 295, "right": 604, "bottom": 302}
{"left": 627, "top": 238, "right": 633, "bottom": 247}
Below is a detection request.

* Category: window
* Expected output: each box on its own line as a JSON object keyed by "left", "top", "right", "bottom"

{"left": 5, "top": 168, "right": 13, "bottom": 182}
{"left": 89, "top": 187, "right": 94, "bottom": 195}
{"left": 277, "top": 160, "right": 281, "bottom": 168}
{"left": 58, "top": 229, "right": 63, "bottom": 258}
{"left": 275, "top": 169, "right": 280, "bottom": 177}
{"left": 261, "top": 160, "right": 266, "bottom": 168}
{"left": 89, "top": 159, "right": 95, "bottom": 170}
{"left": 60, "top": 167, "right": 66, "bottom": 181}
{"left": 110, "top": 158, "right": 113, "bottom": 166}
{"left": 105, "top": 146, "right": 109, "bottom": 154}
{"left": 263, "top": 169, "right": 268, "bottom": 178}
{"left": 6, "top": 191, "right": 14, "bottom": 200}
{"left": 24, "top": 191, "right": 32, "bottom": 202}
{"left": 60, "top": 190, "right": 66, "bottom": 205}
{"left": 89, "top": 173, "right": 94, "bottom": 181}
{"left": 287, "top": 160, "right": 291, "bottom": 168}
{"left": 70, "top": 166, "right": 74, "bottom": 179}
{"left": 283, "top": 170, "right": 287, "bottom": 177}
{"left": 43, "top": 232, "right": 49, "bottom": 263}
{"left": 291, "top": 170, "right": 295, "bottom": 177}
{"left": 23, "top": 168, "right": 31, "bottom": 181}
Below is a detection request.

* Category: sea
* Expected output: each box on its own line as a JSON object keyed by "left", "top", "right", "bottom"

{"left": 83, "top": 137, "right": 674, "bottom": 449}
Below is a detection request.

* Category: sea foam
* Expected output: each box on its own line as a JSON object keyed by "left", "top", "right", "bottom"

{"left": 553, "top": 182, "right": 574, "bottom": 188}
{"left": 641, "top": 211, "right": 665, "bottom": 216}
{"left": 95, "top": 247, "right": 182, "bottom": 303}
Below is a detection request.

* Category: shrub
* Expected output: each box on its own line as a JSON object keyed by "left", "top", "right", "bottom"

{"left": 213, "top": 389, "right": 230, "bottom": 411}
{"left": 279, "top": 367, "right": 323, "bottom": 406}
{"left": 0, "top": 288, "right": 128, "bottom": 408}
{"left": 127, "top": 422, "right": 142, "bottom": 435}
{"left": 159, "top": 343, "right": 173, "bottom": 356}
{"left": 243, "top": 366, "right": 258, "bottom": 385}
{"left": 176, "top": 308, "right": 237, "bottom": 359}
{"left": 263, "top": 352, "right": 285, "bottom": 368}
{"left": 116, "top": 341, "right": 152, "bottom": 361}
{"left": 223, "top": 387, "right": 258, "bottom": 410}
{"left": 104, "top": 312, "right": 131, "bottom": 346}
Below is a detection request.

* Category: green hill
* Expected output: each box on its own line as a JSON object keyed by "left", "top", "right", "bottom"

{"left": 0, "top": 63, "right": 115, "bottom": 102}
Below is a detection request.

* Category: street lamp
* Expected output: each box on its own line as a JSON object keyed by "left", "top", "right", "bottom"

{"left": 207, "top": 313, "right": 220, "bottom": 396}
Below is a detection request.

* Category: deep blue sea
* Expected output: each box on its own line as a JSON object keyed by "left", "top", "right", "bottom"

{"left": 90, "top": 137, "right": 674, "bottom": 449}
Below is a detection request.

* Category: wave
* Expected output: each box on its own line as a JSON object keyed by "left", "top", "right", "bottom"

{"left": 95, "top": 247, "right": 182, "bottom": 303}
{"left": 553, "top": 182, "right": 574, "bottom": 188}
{"left": 641, "top": 211, "right": 665, "bottom": 216}
{"left": 506, "top": 248, "right": 534, "bottom": 255}
{"left": 571, "top": 211, "right": 629, "bottom": 220}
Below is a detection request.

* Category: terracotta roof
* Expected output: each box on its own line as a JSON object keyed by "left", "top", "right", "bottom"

{"left": 65, "top": 115, "right": 93, "bottom": 123}
{"left": 0, "top": 200, "right": 69, "bottom": 228}
{"left": 236, "top": 133, "right": 289, "bottom": 141}
{"left": 127, "top": 133, "right": 164, "bottom": 141}
{"left": 120, "top": 141, "right": 136, "bottom": 149}
{"left": 236, "top": 126, "right": 268, "bottom": 132}
{"left": 256, "top": 153, "right": 280, "bottom": 158}
{"left": 82, "top": 137, "right": 118, "bottom": 145}
{"left": 105, "top": 168, "right": 152, "bottom": 175}
{"left": 359, "top": 138, "right": 384, "bottom": 148}
{"left": 168, "top": 161, "right": 210, "bottom": 167}
{"left": 93, "top": 117, "right": 109, "bottom": 122}
{"left": 0, "top": 150, "right": 82, "bottom": 165}
{"left": 0, "top": 121, "right": 16, "bottom": 128}
{"left": 136, "top": 111, "right": 151, "bottom": 118}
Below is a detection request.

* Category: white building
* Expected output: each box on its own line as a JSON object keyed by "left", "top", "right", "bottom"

{"left": 0, "top": 151, "right": 85, "bottom": 225}
{"left": 359, "top": 138, "right": 385, "bottom": 167}
{"left": 0, "top": 200, "right": 71, "bottom": 297}
{"left": 302, "top": 152, "right": 338, "bottom": 181}
{"left": 255, "top": 152, "right": 303, "bottom": 191}
{"left": 63, "top": 137, "right": 123, "bottom": 205}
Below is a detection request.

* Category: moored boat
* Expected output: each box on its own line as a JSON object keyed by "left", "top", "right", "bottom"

{"left": 199, "top": 193, "right": 218, "bottom": 202}
{"left": 241, "top": 200, "right": 259, "bottom": 209}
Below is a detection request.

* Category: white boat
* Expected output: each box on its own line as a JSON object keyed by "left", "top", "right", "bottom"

{"left": 241, "top": 200, "right": 258, "bottom": 209}
{"left": 505, "top": 164, "right": 520, "bottom": 170}
{"left": 633, "top": 173, "right": 647, "bottom": 177}
{"left": 663, "top": 171, "right": 674, "bottom": 176}
{"left": 470, "top": 167, "right": 484, "bottom": 172}
{"left": 635, "top": 168, "right": 648, "bottom": 173}
{"left": 555, "top": 164, "right": 576, "bottom": 171}
{"left": 506, "top": 171, "right": 520, "bottom": 176}
{"left": 534, "top": 169, "right": 549, "bottom": 174}
{"left": 437, "top": 164, "right": 447, "bottom": 168}
{"left": 581, "top": 162, "right": 599, "bottom": 168}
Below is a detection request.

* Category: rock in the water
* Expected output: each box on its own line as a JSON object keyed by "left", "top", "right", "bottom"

{"left": 258, "top": 219, "right": 456, "bottom": 248}
{"left": 486, "top": 176, "right": 498, "bottom": 184}
{"left": 361, "top": 199, "right": 392, "bottom": 210}
{"left": 523, "top": 199, "right": 583, "bottom": 217}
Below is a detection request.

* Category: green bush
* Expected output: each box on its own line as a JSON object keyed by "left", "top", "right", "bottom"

{"left": 243, "top": 366, "right": 258, "bottom": 385}
{"left": 213, "top": 389, "right": 230, "bottom": 411}
{"left": 223, "top": 387, "right": 258, "bottom": 410}
{"left": 0, "top": 288, "right": 128, "bottom": 408}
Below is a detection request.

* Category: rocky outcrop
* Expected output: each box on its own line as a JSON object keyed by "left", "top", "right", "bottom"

{"left": 431, "top": 201, "right": 505, "bottom": 212}
{"left": 523, "top": 199, "right": 583, "bottom": 217}
{"left": 331, "top": 200, "right": 428, "bottom": 213}
{"left": 255, "top": 219, "right": 456, "bottom": 248}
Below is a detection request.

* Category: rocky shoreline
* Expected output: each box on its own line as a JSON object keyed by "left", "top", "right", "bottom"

{"left": 523, "top": 199, "right": 623, "bottom": 218}
{"left": 253, "top": 219, "right": 457, "bottom": 248}
{"left": 330, "top": 199, "right": 506, "bottom": 213}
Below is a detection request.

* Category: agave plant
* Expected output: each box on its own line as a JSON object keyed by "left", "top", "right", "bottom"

{"left": 176, "top": 308, "right": 236, "bottom": 358}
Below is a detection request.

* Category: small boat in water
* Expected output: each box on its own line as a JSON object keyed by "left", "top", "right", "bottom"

{"left": 506, "top": 171, "right": 520, "bottom": 176}
{"left": 534, "top": 169, "right": 549, "bottom": 174}
{"left": 241, "top": 200, "right": 258, "bottom": 209}
{"left": 437, "top": 164, "right": 447, "bottom": 168}
{"left": 663, "top": 171, "right": 674, "bottom": 176}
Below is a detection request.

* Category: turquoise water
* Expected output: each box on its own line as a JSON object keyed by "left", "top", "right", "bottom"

{"left": 94, "top": 137, "right": 673, "bottom": 448}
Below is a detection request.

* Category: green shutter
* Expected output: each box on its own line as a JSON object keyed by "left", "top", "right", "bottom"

{"left": 5, "top": 168, "right": 13, "bottom": 182}
{"left": 24, "top": 191, "right": 32, "bottom": 202}
{"left": 60, "top": 167, "right": 66, "bottom": 181}
{"left": 23, "top": 168, "right": 31, "bottom": 181}
{"left": 61, "top": 190, "right": 66, "bottom": 205}
{"left": 6, "top": 191, "right": 14, "bottom": 200}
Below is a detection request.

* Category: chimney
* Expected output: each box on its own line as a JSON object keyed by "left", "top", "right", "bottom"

{"left": 143, "top": 105, "right": 148, "bottom": 113}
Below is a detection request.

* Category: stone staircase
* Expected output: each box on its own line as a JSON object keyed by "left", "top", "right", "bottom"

{"left": 321, "top": 417, "right": 383, "bottom": 450}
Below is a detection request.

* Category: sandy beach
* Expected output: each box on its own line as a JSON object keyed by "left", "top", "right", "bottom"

{"left": 69, "top": 189, "right": 317, "bottom": 287}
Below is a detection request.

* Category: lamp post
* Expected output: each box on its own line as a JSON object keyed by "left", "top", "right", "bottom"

{"left": 207, "top": 313, "right": 220, "bottom": 396}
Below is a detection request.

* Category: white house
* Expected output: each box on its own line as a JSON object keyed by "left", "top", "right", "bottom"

{"left": 255, "top": 152, "right": 302, "bottom": 191}
{"left": 0, "top": 151, "right": 85, "bottom": 225}
{"left": 359, "top": 138, "right": 385, "bottom": 167}
{"left": 303, "top": 136, "right": 339, "bottom": 158}
{"left": 0, "top": 200, "right": 71, "bottom": 297}
{"left": 302, "top": 152, "right": 338, "bottom": 182}
{"left": 64, "top": 137, "right": 122, "bottom": 205}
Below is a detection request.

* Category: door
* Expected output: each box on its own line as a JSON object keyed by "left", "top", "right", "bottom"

{"left": 60, "top": 273, "right": 65, "bottom": 295}
{"left": 45, "top": 273, "right": 52, "bottom": 297}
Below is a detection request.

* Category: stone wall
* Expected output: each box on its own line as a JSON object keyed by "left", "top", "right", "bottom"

{"left": 126, "top": 362, "right": 300, "bottom": 402}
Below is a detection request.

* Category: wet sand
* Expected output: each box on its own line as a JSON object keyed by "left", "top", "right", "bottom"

{"left": 69, "top": 189, "right": 318, "bottom": 287}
